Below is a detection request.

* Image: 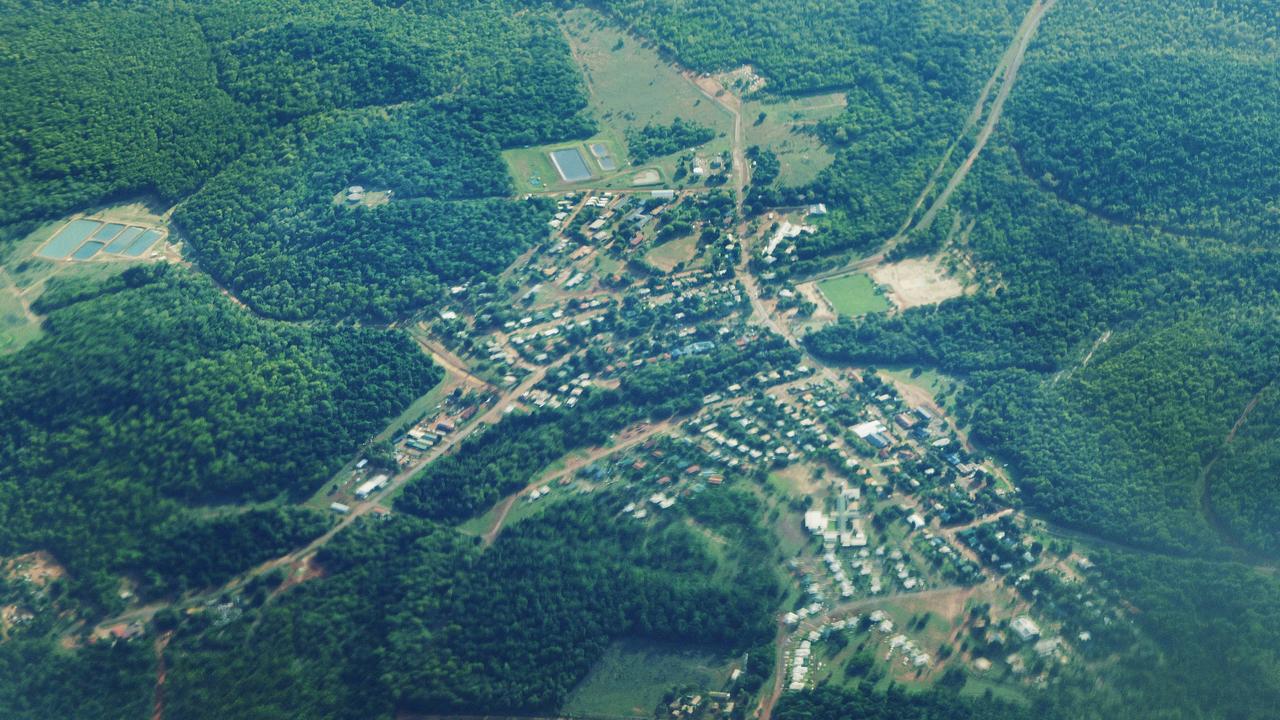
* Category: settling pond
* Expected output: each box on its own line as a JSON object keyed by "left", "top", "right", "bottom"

{"left": 38, "top": 219, "right": 165, "bottom": 260}
{"left": 549, "top": 147, "right": 593, "bottom": 182}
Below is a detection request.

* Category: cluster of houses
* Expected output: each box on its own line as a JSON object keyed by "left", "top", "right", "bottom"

{"left": 549, "top": 191, "right": 617, "bottom": 232}
{"left": 665, "top": 689, "right": 737, "bottom": 719}
{"left": 754, "top": 206, "right": 827, "bottom": 266}
{"left": 781, "top": 608, "right": 933, "bottom": 692}
{"left": 521, "top": 371, "right": 597, "bottom": 410}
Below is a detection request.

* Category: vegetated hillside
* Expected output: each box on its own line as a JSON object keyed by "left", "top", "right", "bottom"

{"left": 807, "top": 143, "right": 1280, "bottom": 557}
{"left": 0, "top": 0, "right": 592, "bottom": 228}
{"left": 158, "top": 494, "right": 778, "bottom": 719}
{"left": 1045, "top": 551, "right": 1280, "bottom": 720}
{"left": 1008, "top": 0, "right": 1280, "bottom": 241}
{"left": 966, "top": 309, "right": 1280, "bottom": 554}
{"left": 175, "top": 105, "right": 555, "bottom": 321}
{"left": 0, "top": 640, "right": 155, "bottom": 720}
{"left": 1204, "top": 383, "right": 1280, "bottom": 555}
{"left": 0, "top": 266, "right": 439, "bottom": 608}
{"left": 195, "top": 0, "right": 592, "bottom": 144}
{"left": 0, "top": 3, "right": 251, "bottom": 225}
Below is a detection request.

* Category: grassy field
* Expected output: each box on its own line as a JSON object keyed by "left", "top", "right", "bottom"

{"left": 504, "top": 136, "right": 631, "bottom": 194}
{"left": 504, "top": 8, "right": 733, "bottom": 193}
{"left": 743, "top": 92, "right": 845, "bottom": 187}
{"left": 643, "top": 233, "right": 701, "bottom": 272}
{"left": 564, "top": 638, "right": 735, "bottom": 717}
{"left": 0, "top": 208, "right": 167, "bottom": 354}
{"left": 880, "top": 366, "right": 953, "bottom": 399}
{"left": 817, "top": 273, "right": 891, "bottom": 317}
{"left": 0, "top": 278, "right": 40, "bottom": 354}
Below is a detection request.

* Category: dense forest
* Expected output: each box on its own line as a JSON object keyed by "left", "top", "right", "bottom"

{"left": 0, "top": 266, "right": 437, "bottom": 608}
{"left": 0, "top": 2, "right": 250, "bottom": 225}
{"left": 1008, "top": 0, "right": 1280, "bottom": 241}
{"left": 156, "top": 494, "right": 778, "bottom": 719}
{"left": 1204, "top": 383, "right": 1280, "bottom": 555}
{"left": 0, "top": 640, "right": 155, "bottom": 720}
{"left": 626, "top": 118, "right": 717, "bottom": 162}
{"left": 0, "top": 0, "right": 592, "bottom": 230}
{"left": 174, "top": 104, "right": 556, "bottom": 321}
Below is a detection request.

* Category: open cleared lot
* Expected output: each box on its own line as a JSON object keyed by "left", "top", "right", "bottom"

{"left": 643, "top": 234, "right": 700, "bottom": 272}
{"left": 869, "top": 255, "right": 968, "bottom": 309}
{"left": 0, "top": 276, "right": 40, "bottom": 354}
{"left": 743, "top": 92, "right": 845, "bottom": 187}
{"left": 564, "top": 638, "right": 733, "bottom": 717}
{"left": 816, "top": 273, "right": 890, "bottom": 317}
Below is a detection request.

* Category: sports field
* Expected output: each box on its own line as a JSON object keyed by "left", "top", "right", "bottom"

{"left": 817, "top": 273, "right": 891, "bottom": 316}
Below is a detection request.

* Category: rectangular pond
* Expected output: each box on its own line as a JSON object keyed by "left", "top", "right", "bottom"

{"left": 589, "top": 142, "right": 618, "bottom": 171}
{"left": 71, "top": 241, "right": 106, "bottom": 260}
{"left": 38, "top": 219, "right": 101, "bottom": 259}
{"left": 550, "top": 147, "right": 593, "bottom": 182}
{"left": 90, "top": 222, "right": 126, "bottom": 243}
{"left": 104, "top": 226, "right": 145, "bottom": 254}
{"left": 123, "top": 229, "right": 162, "bottom": 257}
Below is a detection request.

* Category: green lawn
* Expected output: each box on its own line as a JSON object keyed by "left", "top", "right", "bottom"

{"left": 503, "top": 8, "right": 734, "bottom": 193}
{"left": 817, "top": 273, "right": 891, "bottom": 317}
{"left": 880, "top": 366, "right": 955, "bottom": 400}
{"left": 0, "top": 284, "right": 40, "bottom": 354}
{"left": 743, "top": 92, "right": 845, "bottom": 187}
{"left": 564, "top": 638, "right": 734, "bottom": 717}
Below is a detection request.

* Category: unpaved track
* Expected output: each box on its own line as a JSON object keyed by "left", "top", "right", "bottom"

{"left": 756, "top": 585, "right": 972, "bottom": 719}
{"left": 1197, "top": 381, "right": 1275, "bottom": 556}
{"left": 480, "top": 421, "right": 671, "bottom": 546}
{"left": 899, "top": 0, "right": 1056, "bottom": 243}
{"left": 687, "top": 73, "right": 747, "bottom": 214}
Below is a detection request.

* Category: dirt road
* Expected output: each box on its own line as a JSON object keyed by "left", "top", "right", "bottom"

{"left": 756, "top": 585, "right": 973, "bottom": 719}
{"left": 687, "top": 73, "right": 748, "bottom": 215}
{"left": 907, "top": 0, "right": 1056, "bottom": 240}
{"left": 479, "top": 420, "right": 671, "bottom": 546}
{"left": 415, "top": 335, "right": 497, "bottom": 390}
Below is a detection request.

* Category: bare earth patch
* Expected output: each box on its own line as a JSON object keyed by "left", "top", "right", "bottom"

{"left": 629, "top": 168, "right": 661, "bottom": 185}
{"left": 869, "top": 256, "right": 967, "bottom": 309}
{"left": 794, "top": 281, "right": 835, "bottom": 323}
{"left": 4, "top": 550, "right": 66, "bottom": 587}
{"left": 713, "top": 64, "right": 767, "bottom": 95}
